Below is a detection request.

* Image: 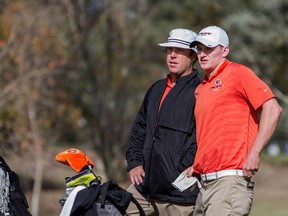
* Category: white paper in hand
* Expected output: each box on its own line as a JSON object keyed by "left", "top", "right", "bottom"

{"left": 172, "top": 171, "right": 201, "bottom": 192}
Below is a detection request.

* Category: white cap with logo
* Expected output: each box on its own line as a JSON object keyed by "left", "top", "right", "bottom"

{"left": 190, "top": 26, "right": 229, "bottom": 48}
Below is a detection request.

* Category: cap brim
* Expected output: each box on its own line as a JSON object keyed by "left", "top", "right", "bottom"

{"left": 158, "top": 42, "right": 196, "bottom": 53}
{"left": 190, "top": 38, "right": 219, "bottom": 48}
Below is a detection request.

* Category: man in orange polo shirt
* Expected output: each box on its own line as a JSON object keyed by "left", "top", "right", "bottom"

{"left": 186, "top": 26, "right": 282, "bottom": 216}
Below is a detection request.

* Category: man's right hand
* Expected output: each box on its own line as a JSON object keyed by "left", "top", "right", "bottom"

{"left": 129, "top": 165, "right": 145, "bottom": 185}
{"left": 185, "top": 165, "right": 194, "bottom": 178}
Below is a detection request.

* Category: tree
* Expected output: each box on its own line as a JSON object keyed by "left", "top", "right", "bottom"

{"left": 221, "top": 0, "right": 288, "bottom": 141}
{"left": 0, "top": 1, "right": 73, "bottom": 215}
{"left": 0, "top": 1, "right": 287, "bottom": 215}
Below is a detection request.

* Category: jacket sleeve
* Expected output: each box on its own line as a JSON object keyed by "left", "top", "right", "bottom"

{"left": 126, "top": 89, "right": 150, "bottom": 172}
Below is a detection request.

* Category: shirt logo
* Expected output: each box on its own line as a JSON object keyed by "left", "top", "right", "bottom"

{"left": 215, "top": 79, "right": 222, "bottom": 85}
{"left": 210, "top": 79, "right": 224, "bottom": 91}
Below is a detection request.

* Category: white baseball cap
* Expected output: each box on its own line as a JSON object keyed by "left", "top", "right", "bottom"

{"left": 158, "top": 28, "right": 198, "bottom": 53}
{"left": 190, "top": 26, "right": 229, "bottom": 48}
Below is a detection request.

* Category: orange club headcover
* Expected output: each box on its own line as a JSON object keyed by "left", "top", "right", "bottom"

{"left": 55, "top": 148, "right": 95, "bottom": 173}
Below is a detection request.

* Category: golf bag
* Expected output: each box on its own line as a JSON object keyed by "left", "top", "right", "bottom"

{"left": 67, "top": 180, "right": 145, "bottom": 216}
{"left": 56, "top": 148, "right": 145, "bottom": 216}
{"left": 0, "top": 156, "right": 32, "bottom": 216}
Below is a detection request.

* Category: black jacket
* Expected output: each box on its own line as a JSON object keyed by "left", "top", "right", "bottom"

{"left": 126, "top": 70, "right": 201, "bottom": 204}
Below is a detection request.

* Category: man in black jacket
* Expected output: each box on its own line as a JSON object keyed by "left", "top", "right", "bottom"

{"left": 126, "top": 28, "right": 201, "bottom": 216}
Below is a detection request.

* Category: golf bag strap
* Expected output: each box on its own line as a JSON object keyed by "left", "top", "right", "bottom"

{"left": 10, "top": 199, "right": 32, "bottom": 216}
{"left": 130, "top": 196, "right": 146, "bottom": 216}
{"left": 99, "top": 181, "right": 146, "bottom": 216}
{"left": 99, "top": 181, "right": 110, "bottom": 208}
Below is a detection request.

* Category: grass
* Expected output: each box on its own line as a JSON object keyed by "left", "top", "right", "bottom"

{"left": 249, "top": 156, "right": 288, "bottom": 216}
{"left": 261, "top": 153, "right": 288, "bottom": 166}
{"left": 251, "top": 201, "right": 288, "bottom": 216}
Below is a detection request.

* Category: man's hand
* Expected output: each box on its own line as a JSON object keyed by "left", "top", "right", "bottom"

{"left": 129, "top": 165, "right": 145, "bottom": 185}
{"left": 243, "top": 98, "right": 282, "bottom": 178}
{"left": 185, "top": 165, "right": 194, "bottom": 178}
{"left": 242, "top": 148, "right": 260, "bottom": 178}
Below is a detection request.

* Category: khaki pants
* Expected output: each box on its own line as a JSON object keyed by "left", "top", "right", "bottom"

{"left": 126, "top": 184, "right": 195, "bottom": 216}
{"left": 193, "top": 176, "right": 254, "bottom": 216}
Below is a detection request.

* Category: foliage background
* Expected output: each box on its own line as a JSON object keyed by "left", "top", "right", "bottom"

{"left": 0, "top": 0, "right": 287, "bottom": 215}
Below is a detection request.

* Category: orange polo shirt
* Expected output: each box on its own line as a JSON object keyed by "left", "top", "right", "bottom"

{"left": 159, "top": 75, "right": 173, "bottom": 110}
{"left": 193, "top": 60, "right": 275, "bottom": 174}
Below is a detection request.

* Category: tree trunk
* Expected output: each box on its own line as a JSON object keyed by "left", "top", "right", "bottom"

{"left": 28, "top": 102, "right": 43, "bottom": 216}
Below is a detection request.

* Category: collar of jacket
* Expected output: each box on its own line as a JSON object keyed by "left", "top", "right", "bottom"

{"left": 172, "top": 69, "right": 199, "bottom": 84}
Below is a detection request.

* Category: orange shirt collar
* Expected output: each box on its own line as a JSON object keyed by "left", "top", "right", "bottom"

{"left": 202, "top": 59, "right": 230, "bottom": 83}
{"left": 167, "top": 75, "right": 173, "bottom": 88}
